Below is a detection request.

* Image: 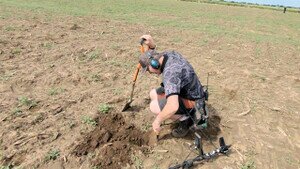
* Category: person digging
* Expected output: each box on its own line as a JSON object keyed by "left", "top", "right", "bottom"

{"left": 139, "top": 35, "right": 206, "bottom": 138}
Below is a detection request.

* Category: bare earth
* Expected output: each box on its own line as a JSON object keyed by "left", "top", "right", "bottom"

{"left": 0, "top": 6, "right": 300, "bottom": 169}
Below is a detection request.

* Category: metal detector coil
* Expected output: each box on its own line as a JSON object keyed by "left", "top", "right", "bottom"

{"left": 169, "top": 134, "right": 231, "bottom": 169}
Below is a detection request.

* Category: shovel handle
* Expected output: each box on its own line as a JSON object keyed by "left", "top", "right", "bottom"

{"left": 133, "top": 63, "right": 141, "bottom": 82}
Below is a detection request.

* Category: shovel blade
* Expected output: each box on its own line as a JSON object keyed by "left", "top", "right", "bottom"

{"left": 122, "top": 100, "right": 133, "bottom": 112}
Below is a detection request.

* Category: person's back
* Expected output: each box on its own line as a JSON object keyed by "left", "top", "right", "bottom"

{"left": 161, "top": 50, "right": 204, "bottom": 101}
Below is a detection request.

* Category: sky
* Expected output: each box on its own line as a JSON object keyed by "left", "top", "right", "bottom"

{"left": 225, "top": 0, "right": 300, "bottom": 8}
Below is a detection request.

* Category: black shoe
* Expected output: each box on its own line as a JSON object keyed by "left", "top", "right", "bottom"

{"left": 171, "top": 118, "right": 193, "bottom": 138}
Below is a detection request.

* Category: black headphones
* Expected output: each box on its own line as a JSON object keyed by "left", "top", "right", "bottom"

{"left": 140, "top": 38, "right": 160, "bottom": 69}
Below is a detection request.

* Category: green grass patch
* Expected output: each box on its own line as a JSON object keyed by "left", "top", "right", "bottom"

{"left": 0, "top": 74, "right": 13, "bottom": 81}
{"left": 240, "top": 160, "right": 256, "bottom": 169}
{"left": 241, "top": 148, "right": 257, "bottom": 169}
{"left": 98, "top": 104, "right": 111, "bottom": 114}
{"left": 131, "top": 155, "right": 143, "bottom": 169}
{"left": 45, "top": 149, "right": 60, "bottom": 161}
{"left": 41, "top": 42, "right": 54, "bottom": 49}
{"left": 151, "top": 164, "right": 161, "bottom": 169}
{"left": 48, "top": 87, "right": 65, "bottom": 96}
{"left": 4, "top": 26, "right": 15, "bottom": 31}
{"left": 87, "top": 50, "right": 101, "bottom": 60}
{"left": 0, "top": 165, "right": 13, "bottom": 169}
{"left": 284, "top": 154, "right": 300, "bottom": 167}
{"left": 111, "top": 44, "right": 121, "bottom": 51}
{"left": 11, "top": 48, "right": 21, "bottom": 55}
{"left": 89, "top": 74, "right": 101, "bottom": 82}
{"left": 11, "top": 107, "right": 22, "bottom": 116}
{"left": 77, "top": 49, "right": 101, "bottom": 62}
{"left": 112, "top": 88, "right": 122, "bottom": 95}
{"left": 141, "top": 122, "right": 151, "bottom": 132}
{"left": 18, "top": 96, "right": 37, "bottom": 108}
{"left": 82, "top": 116, "right": 97, "bottom": 126}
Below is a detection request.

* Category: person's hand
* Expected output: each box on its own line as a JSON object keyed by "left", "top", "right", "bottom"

{"left": 152, "top": 116, "right": 162, "bottom": 133}
{"left": 140, "top": 35, "right": 156, "bottom": 49}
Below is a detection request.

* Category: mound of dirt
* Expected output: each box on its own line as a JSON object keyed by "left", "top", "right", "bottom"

{"left": 72, "top": 113, "right": 150, "bottom": 169}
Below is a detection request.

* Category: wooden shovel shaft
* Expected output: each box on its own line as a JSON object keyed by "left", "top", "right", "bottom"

{"left": 129, "top": 63, "right": 141, "bottom": 101}
{"left": 133, "top": 63, "right": 141, "bottom": 82}
{"left": 129, "top": 82, "right": 135, "bottom": 101}
{"left": 122, "top": 46, "right": 144, "bottom": 112}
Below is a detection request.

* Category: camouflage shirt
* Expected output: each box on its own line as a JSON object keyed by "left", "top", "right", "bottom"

{"left": 161, "top": 50, "right": 204, "bottom": 100}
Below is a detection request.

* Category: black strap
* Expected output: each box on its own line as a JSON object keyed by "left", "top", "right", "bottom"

{"left": 160, "top": 54, "right": 168, "bottom": 73}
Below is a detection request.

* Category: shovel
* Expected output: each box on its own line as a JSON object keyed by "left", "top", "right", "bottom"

{"left": 122, "top": 63, "right": 141, "bottom": 112}
{"left": 122, "top": 39, "right": 147, "bottom": 112}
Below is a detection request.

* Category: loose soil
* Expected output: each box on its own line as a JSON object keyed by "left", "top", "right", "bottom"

{"left": 72, "top": 113, "right": 150, "bottom": 169}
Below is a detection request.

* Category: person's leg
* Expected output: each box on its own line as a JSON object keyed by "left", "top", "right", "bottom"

{"left": 149, "top": 88, "right": 191, "bottom": 127}
{"left": 149, "top": 95, "right": 185, "bottom": 121}
{"left": 149, "top": 86, "right": 166, "bottom": 114}
{"left": 171, "top": 99, "right": 195, "bottom": 138}
{"left": 150, "top": 100, "right": 160, "bottom": 115}
{"left": 149, "top": 89, "right": 158, "bottom": 101}
{"left": 150, "top": 86, "right": 165, "bottom": 100}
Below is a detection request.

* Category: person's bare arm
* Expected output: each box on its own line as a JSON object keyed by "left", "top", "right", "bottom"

{"left": 152, "top": 95, "right": 179, "bottom": 132}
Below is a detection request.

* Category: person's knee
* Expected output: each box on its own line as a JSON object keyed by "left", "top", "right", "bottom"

{"left": 150, "top": 100, "right": 160, "bottom": 115}
{"left": 149, "top": 89, "right": 157, "bottom": 100}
